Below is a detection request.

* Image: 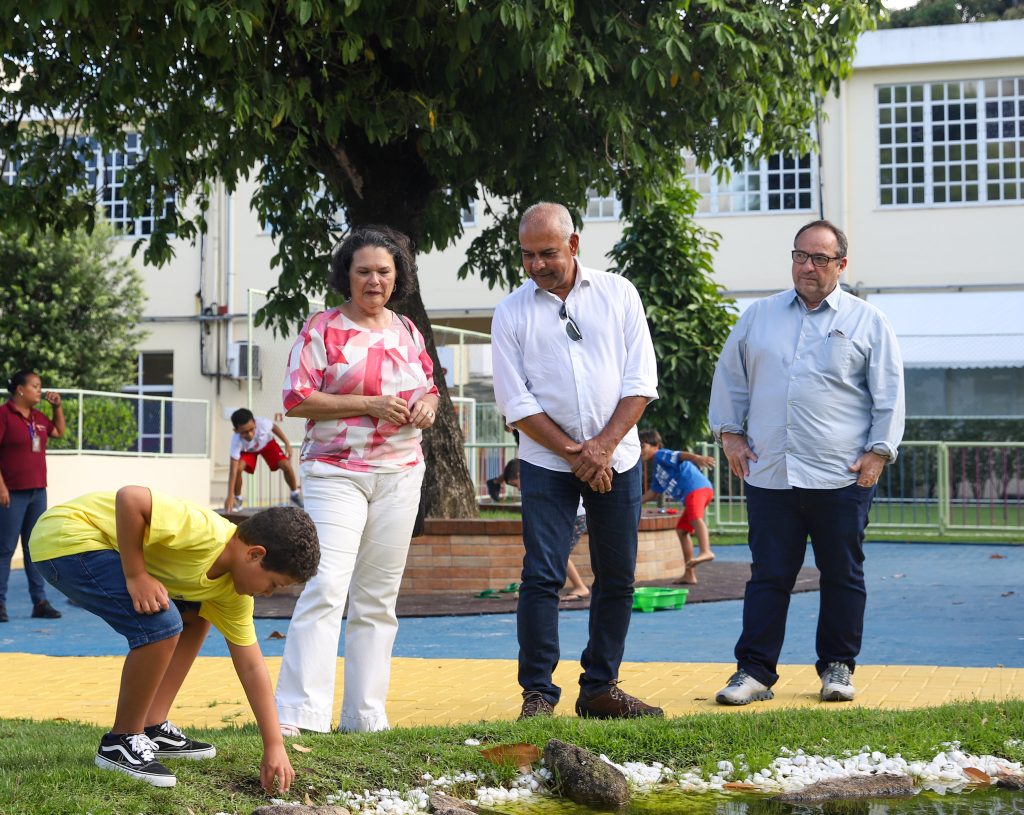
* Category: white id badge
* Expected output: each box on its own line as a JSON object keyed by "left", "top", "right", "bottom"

{"left": 32, "top": 434, "right": 42, "bottom": 453}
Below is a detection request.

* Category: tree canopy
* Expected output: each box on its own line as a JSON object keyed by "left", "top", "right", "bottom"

{"left": 0, "top": 0, "right": 882, "bottom": 515}
{"left": 0, "top": 219, "right": 147, "bottom": 391}
{"left": 884, "top": 0, "right": 1024, "bottom": 26}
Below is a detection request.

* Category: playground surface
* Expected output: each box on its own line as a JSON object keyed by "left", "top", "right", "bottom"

{"left": 0, "top": 542, "right": 1020, "bottom": 729}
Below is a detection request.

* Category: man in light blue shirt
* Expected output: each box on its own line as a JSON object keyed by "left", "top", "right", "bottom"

{"left": 492, "top": 202, "right": 661, "bottom": 721}
{"left": 709, "top": 219, "right": 904, "bottom": 706}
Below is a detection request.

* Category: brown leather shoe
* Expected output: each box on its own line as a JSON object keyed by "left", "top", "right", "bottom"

{"left": 518, "top": 690, "right": 555, "bottom": 720}
{"left": 575, "top": 683, "right": 664, "bottom": 719}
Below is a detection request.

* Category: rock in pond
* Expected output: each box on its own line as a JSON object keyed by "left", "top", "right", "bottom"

{"left": 544, "top": 738, "right": 630, "bottom": 809}
{"left": 773, "top": 774, "right": 915, "bottom": 804}
{"left": 430, "top": 790, "right": 479, "bottom": 814}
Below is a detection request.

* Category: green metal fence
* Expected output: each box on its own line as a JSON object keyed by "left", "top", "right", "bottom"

{"left": 708, "top": 440, "right": 1024, "bottom": 536}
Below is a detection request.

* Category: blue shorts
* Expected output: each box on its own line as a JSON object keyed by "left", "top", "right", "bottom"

{"left": 37, "top": 549, "right": 199, "bottom": 650}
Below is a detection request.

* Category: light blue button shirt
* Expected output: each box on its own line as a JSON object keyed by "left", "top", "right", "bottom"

{"left": 710, "top": 286, "right": 905, "bottom": 490}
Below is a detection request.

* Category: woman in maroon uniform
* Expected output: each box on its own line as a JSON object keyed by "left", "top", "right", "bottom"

{"left": 0, "top": 370, "right": 66, "bottom": 621}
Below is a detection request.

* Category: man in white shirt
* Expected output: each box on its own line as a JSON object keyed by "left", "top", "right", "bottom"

{"left": 709, "top": 220, "right": 905, "bottom": 706}
{"left": 491, "top": 202, "right": 661, "bottom": 720}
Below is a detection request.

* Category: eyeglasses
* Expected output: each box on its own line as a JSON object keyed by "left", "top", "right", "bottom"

{"left": 559, "top": 302, "right": 583, "bottom": 342}
{"left": 791, "top": 250, "right": 843, "bottom": 268}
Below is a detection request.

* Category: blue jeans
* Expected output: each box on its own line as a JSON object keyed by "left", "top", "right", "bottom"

{"left": 517, "top": 460, "right": 642, "bottom": 704}
{"left": 38, "top": 549, "right": 194, "bottom": 649}
{"left": 735, "top": 482, "right": 876, "bottom": 687}
{"left": 0, "top": 487, "right": 50, "bottom": 607}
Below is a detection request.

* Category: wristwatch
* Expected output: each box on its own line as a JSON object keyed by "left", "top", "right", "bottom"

{"left": 870, "top": 445, "right": 893, "bottom": 461}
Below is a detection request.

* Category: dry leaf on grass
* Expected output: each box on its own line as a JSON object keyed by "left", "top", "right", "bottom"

{"left": 305, "top": 792, "right": 315, "bottom": 805}
{"left": 481, "top": 743, "right": 541, "bottom": 772}
{"left": 723, "top": 782, "right": 761, "bottom": 791}
{"left": 292, "top": 743, "right": 312, "bottom": 753}
{"left": 963, "top": 767, "right": 992, "bottom": 785}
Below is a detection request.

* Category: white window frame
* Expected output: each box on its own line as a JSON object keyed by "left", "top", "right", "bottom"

{"left": 583, "top": 188, "right": 622, "bottom": 221}
{"left": 685, "top": 149, "right": 818, "bottom": 217}
{"left": 876, "top": 75, "right": 1024, "bottom": 208}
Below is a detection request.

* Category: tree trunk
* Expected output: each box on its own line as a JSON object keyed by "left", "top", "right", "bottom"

{"left": 398, "top": 288, "right": 480, "bottom": 520}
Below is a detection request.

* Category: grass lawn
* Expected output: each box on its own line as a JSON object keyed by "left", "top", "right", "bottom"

{"left": 2, "top": 702, "right": 1021, "bottom": 815}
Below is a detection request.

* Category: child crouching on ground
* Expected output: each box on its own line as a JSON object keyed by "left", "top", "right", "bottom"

{"left": 639, "top": 429, "right": 716, "bottom": 585}
{"left": 29, "top": 486, "right": 319, "bottom": 790}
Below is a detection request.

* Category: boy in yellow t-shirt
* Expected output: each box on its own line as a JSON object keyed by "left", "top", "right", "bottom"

{"left": 30, "top": 486, "right": 319, "bottom": 791}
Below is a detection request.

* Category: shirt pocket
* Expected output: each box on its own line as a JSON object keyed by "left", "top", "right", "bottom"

{"left": 823, "top": 335, "right": 853, "bottom": 378}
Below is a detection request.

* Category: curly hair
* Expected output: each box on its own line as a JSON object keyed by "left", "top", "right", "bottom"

{"left": 236, "top": 507, "right": 320, "bottom": 582}
{"left": 329, "top": 225, "right": 418, "bottom": 307}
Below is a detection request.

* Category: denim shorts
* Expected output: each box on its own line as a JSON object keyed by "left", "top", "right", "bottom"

{"left": 37, "top": 549, "right": 198, "bottom": 650}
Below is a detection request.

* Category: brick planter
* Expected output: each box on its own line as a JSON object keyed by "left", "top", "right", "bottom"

{"left": 401, "top": 512, "right": 687, "bottom": 594}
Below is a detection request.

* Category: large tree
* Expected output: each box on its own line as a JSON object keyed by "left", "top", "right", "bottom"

{"left": 0, "top": 0, "right": 882, "bottom": 516}
{"left": 0, "top": 219, "right": 146, "bottom": 391}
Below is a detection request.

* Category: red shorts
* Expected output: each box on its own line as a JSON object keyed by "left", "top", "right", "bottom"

{"left": 239, "top": 439, "right": 289, "bottom": 473}
{"left": 676, "top": 487, "right": 714, "bottom": 534}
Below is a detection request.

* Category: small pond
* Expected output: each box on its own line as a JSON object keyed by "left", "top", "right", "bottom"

{"left": 495, "top": 787, "right": 1022, "bottom": 814}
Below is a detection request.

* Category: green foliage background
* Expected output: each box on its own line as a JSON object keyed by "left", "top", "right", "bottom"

{"left": 884, "top": 0, "right": 1024, "bottom": 26}
{"left": 0, "top": 220, "right": 147, "bottom": 391}
{"left": 608, "top": 184, "right": 736, "bottom": 449}
{"left": 47, "top": 396, "right": 138, "bottom": 452}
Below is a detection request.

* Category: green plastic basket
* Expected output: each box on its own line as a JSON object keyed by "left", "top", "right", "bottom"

{"left": 632, "top": 587, "right": 689, "bottom": 613}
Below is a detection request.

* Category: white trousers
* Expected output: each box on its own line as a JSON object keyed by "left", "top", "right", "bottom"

{"left": 275, "top": 461, "right": 424, "bottom": 732}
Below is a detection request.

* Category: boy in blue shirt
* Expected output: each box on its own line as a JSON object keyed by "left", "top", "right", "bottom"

{"left": 639, "top": 429, "right": 716, "bottom": 585}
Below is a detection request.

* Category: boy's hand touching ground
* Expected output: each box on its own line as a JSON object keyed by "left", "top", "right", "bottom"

{"left": 261, "top": 743, "right": 295, "bottom": 793}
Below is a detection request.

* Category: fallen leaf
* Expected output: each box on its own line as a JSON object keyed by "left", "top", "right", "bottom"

{"left": 723, "top": 782, "right": 760, "bottom": 791}
{"left": 292, "top": 743, "right": 312, "bottom": 753}
{"left": 990, "top": 554, "right": 1006, "bottom": 559}
{"left": 481, "top": 743, "right": 541, "bottom": 772}
{"left": 964, "top": 767, "right": 992, "bottom": 785}
{"left": 305, "top": 792, "right": 315, "bottom": 805}
{"left": 187, "top": 808, "right": 197, "bottom": 815}
{"left": 267, "top": 630, "right": 286, "bottom": 639}
{"left": 693, "top": 696, "right": 709, "bottom": 701}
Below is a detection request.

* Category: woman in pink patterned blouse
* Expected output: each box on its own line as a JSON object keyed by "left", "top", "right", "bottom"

{"left": 275, "top": 226, "right": 439, "bottom": 734}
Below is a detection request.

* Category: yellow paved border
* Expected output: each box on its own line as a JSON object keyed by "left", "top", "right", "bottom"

{"left": 1, "top": 654, "right": 1021, "bottom": 729}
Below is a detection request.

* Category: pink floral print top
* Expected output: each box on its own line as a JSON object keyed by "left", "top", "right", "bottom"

{"left": 283, "top": 308, "right": 438, "bottom": 473}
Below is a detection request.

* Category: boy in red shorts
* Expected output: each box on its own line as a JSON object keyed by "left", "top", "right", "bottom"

{"left": 640, "top": 429, "right": 716, "bottom": 585}
{"left": 225, "top": 408, "right": 302, "bottom": 511}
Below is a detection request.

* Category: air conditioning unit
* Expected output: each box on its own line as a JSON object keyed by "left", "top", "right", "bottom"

{"left": 227, "top": 341, "right": 261, "bottom": 379}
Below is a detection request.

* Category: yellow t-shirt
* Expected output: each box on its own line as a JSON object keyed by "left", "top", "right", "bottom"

{"left": 30, "top": 490, "right": 257, "bottom": 646}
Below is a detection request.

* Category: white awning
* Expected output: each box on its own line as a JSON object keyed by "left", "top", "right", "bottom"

{"left": 729, "top": 291, "right": 1024, "bottom": 370}
{"left": 867, "top": 292, "right": 1024, "bottom": 370}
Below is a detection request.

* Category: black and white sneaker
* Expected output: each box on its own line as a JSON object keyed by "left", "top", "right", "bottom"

{"left": 144, "top": 720, "right": 217, "bottom": 760}
{"left": 95, "top": 732, "right": 176, "bottom": 787}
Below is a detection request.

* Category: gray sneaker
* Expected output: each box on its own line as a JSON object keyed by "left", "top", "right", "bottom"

{"left": 715, "top": 670, "right": 774, "bottom": 706}
{"left": 819, "top": 662, "right": 856, "bottom": 702}
{"left": 290, "top": 491, "right": 304, "bottom": 508}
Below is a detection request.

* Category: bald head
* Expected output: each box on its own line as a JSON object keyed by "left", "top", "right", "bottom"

{"left": 520, "top": 202, "right": 575, "bottom": 242}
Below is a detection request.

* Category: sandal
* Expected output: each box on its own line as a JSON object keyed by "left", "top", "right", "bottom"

{"left": 498, "top": 583, "right": 521, "bottom": 593}
{"left": 474, "top": 588, "right": 501, "bottom": 599}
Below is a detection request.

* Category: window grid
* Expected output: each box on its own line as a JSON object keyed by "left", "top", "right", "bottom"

{"left": 583, "top": 189, "right": 621, "bottom": 221}
{"left": 878, "top": 76, "right": 1024, "bottom": 207}
{"left": 684, "top": 152, "right": 816, "bottom": 215}
{"left": 461, "top": 202, "right": 476, "bottom": 226}
{"left": 2, "top": 158, "right": 17, "bottom": 185}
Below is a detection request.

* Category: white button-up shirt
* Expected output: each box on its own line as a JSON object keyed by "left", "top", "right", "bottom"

{"left": 492, "top": 263, "right": 659, "bottom": 473}
{"left": 710, "top": 286, "right": 905, "bottom": 490}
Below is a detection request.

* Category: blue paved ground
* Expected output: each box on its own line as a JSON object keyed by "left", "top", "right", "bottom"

{"left": 2, "top": 543, "right": 1021, "bottom": 667}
